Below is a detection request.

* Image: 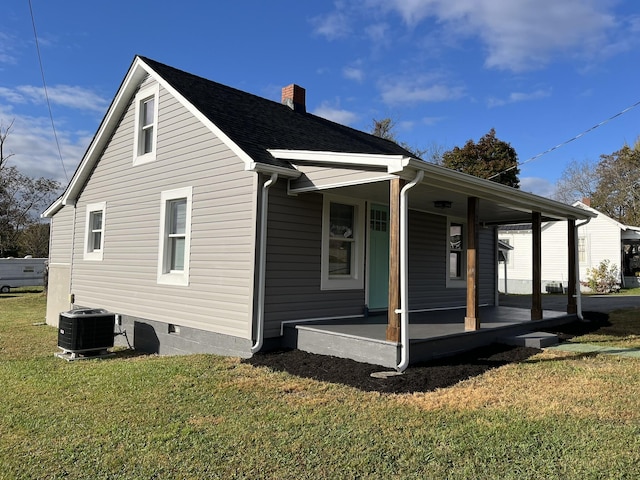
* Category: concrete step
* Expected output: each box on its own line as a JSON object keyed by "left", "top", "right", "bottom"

{"left": 502, "top": 331, "right": 559, "bottom": 348}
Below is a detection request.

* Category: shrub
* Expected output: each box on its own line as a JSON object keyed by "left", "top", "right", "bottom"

{"left": 583, "top": 259, "right": 620, "bottom": 294}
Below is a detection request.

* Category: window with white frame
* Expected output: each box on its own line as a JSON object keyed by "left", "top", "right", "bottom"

{"left": 321, "top": 195, "right": 365, "bottom": 290}
{"left": 447, "top": 221, "right": 466, "bottom": 286}
{"left": 578, "top": 236, "right": 587, "bottom": 263}
{"left": 133, "top": 83, "right": 159, "bottom": 165}
{"left": 157, "top": 187, "right": 192, "bottom": 286}
{"left": 83, "top": 202, "right": 106, "bottom": 261}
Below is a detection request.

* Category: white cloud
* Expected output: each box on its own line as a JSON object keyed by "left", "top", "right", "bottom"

{"left": 379, "top": 76, "right": 464, "bottom": 105}
{"left": 520, "top": 176, "right": 556, "bottom": 197}
{"left": 313, "top": 100, "right": 359, "bottom": 125}
{"left": 0, "top": 106, "right": 85, "bottom": 185}
{"left": 487, "top": 88, "right": 552, "bottom": 108}
{"left": 362, "top": 0, "right": 624, "bottom": 71}
{"left": 311, "top": 11, "right": 351, "bottom": 40}
{"left": 0, "top": 85, "right": 108, "bottom": 112}
{"left": 343, "top": 66, "right": 364, "bottom": 83}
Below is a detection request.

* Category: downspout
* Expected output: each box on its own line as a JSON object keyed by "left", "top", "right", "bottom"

{"left": 396, "top": 170, "right": 424, "bottom": 372}
{"left": 575, "top": 217, "right": 592, "bottom": 321}
{"left": 251, "top": 173, "right": 278, "bottom": 353}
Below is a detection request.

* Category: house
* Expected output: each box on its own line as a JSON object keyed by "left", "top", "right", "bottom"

{"left": 43, "top": 56, "right": 593, "bottom": 370}
{"left": 498, "top": 199, "right": 640, "bottom": 294}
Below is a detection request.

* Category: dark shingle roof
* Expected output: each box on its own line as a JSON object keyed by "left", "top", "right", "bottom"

{"left": 139, "top": 56, "right": 416, "bottom": 169}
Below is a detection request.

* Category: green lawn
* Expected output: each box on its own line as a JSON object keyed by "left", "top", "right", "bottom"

{"left": 2, "top": 291, "right": 640, "bottom": 479}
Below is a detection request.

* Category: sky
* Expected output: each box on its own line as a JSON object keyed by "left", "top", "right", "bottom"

{"left": 1, "top": 0, "right": 640, "bottom": 198}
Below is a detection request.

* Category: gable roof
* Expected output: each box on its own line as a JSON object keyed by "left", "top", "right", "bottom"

{"left": 139, "top": 57, "right": 414, "bottom": 169}
{"left": 46, "top": 55, "right": 416, "bottom": 215}
{"left": 44, "top": 55, "right": 595, "bottom": 226}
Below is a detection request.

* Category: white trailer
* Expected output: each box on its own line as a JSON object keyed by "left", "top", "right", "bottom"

{"left": 0, "top": 257, "right": 47, "bottom": 293}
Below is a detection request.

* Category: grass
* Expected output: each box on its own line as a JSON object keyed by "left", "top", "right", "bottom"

{"left": 2, "top": 291, "right": 640, "bottom": 479}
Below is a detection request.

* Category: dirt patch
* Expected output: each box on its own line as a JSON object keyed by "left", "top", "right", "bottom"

{"left": 244, "top": 312, "right": 609, "bottom": 394}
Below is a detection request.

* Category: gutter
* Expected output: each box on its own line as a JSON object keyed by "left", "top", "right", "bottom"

{"left": 575, "top": 217, "right": 592, "bottom": 321}
{"left": 396, "top": 170, "right": 424, "bottom": 372}
{"left": 251, "top": 173, "right": 278, "bottom": 353}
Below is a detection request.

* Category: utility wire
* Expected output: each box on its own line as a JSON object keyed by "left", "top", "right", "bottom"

{"left": 489, "top": 99, "right": 640, "bottom": 180}
{"left": 28, "top": 0, "right": 69, "bottom": 182}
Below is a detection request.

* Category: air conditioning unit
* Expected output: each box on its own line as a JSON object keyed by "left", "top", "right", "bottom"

{"left": 57, "top": 308, "right": 115, "bottom": 360}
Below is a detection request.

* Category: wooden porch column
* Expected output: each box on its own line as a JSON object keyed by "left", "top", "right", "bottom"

{"left": 567, "top": 219, "right": 577, "bottom": 314}
{"left": 531, "top": 211, "right": 543, "bottom": 320}
{"left": 465, "top": 197, "right": 480, "bottom": 330}
{"left": 386, "top": 178, "right": 404, "bottom": 342}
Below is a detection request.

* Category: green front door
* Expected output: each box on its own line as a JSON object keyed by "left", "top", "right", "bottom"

{"left": 368, "top": 204, "right": 389, "bottom": 310}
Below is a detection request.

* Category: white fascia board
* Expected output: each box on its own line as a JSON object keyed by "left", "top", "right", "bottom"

{"left": 267, "top": 149, "right": 412, "bottom": 173}
{"left": 62, "top": 56, "right": 263, "bottom": 206}
{"left": 409, "top": 159, "right": 596, "bottom": 221}
{"left": 62, "top": 57, "right": 150, "bottom": 205}
{"left": 139, "top": 59, "right": 258, "bottom": 170}
{"left": 245, "top": 161, "right": 301, "bottom": 179}
{"left": 41, "top": 197, "right": 63, "bottom": 218}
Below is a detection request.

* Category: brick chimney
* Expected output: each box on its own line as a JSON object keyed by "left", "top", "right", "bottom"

{"left": 282, "top": 84, "right": 306, "bottom": 113}
{"left": 582, "top": 197, "right": 591, "bottom": 207}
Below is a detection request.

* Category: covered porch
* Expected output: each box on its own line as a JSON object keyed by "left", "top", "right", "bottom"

{"left": 262, "top": 152, "right": 596, "bottom": 370}
{"left": 282, "top": 305, "right": 576, "bottom": 369}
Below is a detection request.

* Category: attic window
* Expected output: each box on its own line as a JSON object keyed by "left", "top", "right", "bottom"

{"left": 133, "top": 83, "right": 159, "bottom": 165}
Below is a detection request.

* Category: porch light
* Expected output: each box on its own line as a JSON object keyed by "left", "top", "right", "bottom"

{"left": 434, "top": 200, "right": 452, "bottom": 209}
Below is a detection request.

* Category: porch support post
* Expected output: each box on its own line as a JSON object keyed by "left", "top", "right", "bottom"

{"left": 386, "top": 177, "right": 403, "bottom": 342}
{"left": 567, "top": 219, "right": 577, "bottom": 314}
{"left": 531, "top": 211, "right": 543, "bottom": 320}
{"left": 465, "top": 196, "right": 480, "bottom": 330}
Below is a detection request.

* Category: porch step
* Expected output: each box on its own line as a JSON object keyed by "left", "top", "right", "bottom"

{"left": 501, "top": 331, "right": 559, "bottom": 349}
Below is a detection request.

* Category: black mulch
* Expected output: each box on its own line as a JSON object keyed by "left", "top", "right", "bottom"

{"left": 244, "top": 311, "right": 610, "bottom": 394}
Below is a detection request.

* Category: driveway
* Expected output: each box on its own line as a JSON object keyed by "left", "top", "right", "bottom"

{"left": 499, "top": 293, "right": 640, "bottom": 314}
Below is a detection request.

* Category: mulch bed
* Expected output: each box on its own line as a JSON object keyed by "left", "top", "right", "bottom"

{"left": 244, "top": 311, "right": 610, "bottom": 394}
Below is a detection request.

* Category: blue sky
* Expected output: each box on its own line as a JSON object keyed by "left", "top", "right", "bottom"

{"left": 1, "top": 0, "right": 639, "bottom": 198}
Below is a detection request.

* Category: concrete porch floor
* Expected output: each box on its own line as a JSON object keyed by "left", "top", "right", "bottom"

{"left": 282, "top": 306, "right": 576, "bottom": 369}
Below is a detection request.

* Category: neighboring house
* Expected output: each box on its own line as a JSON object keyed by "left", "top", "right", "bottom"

{"left": 43, "top": 56, "right": 592, "bottom": 369}
{"left": 498, "top": 199, "right": 640, "bottom": 294}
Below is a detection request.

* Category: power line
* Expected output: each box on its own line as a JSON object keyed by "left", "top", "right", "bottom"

{"left": 489, "top": 98, "right": 640, "bottom": 180}
{"left": 28, "top": 0, "right": 69, "bottom": 182}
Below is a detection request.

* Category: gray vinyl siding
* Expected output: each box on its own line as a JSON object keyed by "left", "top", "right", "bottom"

{"left": 478, "top": 227, "right": 496, "bottom": 304}
{"left": 407, "top": 210, "right": 495, "bottom": 309}
{"left": 49, "top": 205, "right": 74, "bottom": 264}
{"left": 70, "top": 78, "right": 258, "bottom": 339}
{"left": 290, "top": 164, "right": 391, "bottom": 192}
{"left": 263, "top": 182, "right": 364, "bottom": 338}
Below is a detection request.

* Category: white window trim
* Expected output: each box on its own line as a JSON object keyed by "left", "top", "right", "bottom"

{"left": 446, "top": 218, "right": 466, "bottom": 288}
{"left": 132, "top": 83, "right": 160, "bottom": 166}
{"left": 321, "top": 194, "right": 365, "bottom": 290}
{"left": 157, "top": 186, "right": 193, "bottom": 286}
{"left": 83, "top": 202, "right": 106, "bottom": 261}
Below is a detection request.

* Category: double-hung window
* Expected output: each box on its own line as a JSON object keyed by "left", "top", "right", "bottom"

{"left": 158, "top": 187, "right": 192, "bottom": 286}
{"left": 133, "top": 83, "right": 159, "bottom": 165}
{"left": 83, "top": 202, "right": 106, "bottom": 261}
{"left": 321, "top": 195, "right": 364, "bottom": 290}
{"left": 447, "top": 221, "right": 465, "bottom": 287}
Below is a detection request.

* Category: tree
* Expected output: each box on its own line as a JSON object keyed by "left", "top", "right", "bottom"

{"left": 552, "top": 159, "right": 598, "bottom": 205}
{"left": 0, "top": 120, "right": 60, "bottom": 256}
{"left": 591, "top": 142, "right": 640, "bottom": 225}
{"left": 17, "top": 223, "right": 51, "bottom": 258}
{"left": 370, "top": 117, "right": 445, "bottom": 162}
{"left": 441, "top": 128, "right": 520, "bottom": 188}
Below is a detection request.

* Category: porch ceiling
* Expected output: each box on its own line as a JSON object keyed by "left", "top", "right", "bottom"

{"left": 331, "top": 181, "right": 568, "bottom": 225}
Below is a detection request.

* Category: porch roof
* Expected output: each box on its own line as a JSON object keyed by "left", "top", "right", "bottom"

{"left": 269, "top": 149, "right": 596, "bottom": 225}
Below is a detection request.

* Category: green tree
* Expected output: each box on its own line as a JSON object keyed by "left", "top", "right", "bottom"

{"left": 441, "top": 128, "right": 520, "bottom": 188}
{"left": 591, "top": 142, "right": 640, "bottom": 225}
